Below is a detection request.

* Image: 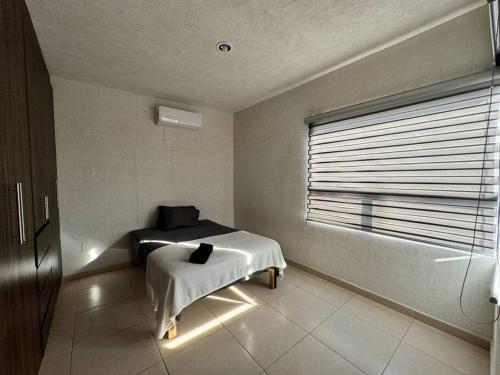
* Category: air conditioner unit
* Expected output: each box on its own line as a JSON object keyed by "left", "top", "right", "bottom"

{"left": 155, "top": 106, "right": 202, "bottom": 130}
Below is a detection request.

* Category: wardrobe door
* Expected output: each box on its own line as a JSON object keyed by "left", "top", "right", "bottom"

{"left": 46, "top": 82, "right": 63, "bottom": 286}
{"left": 24, "top": 13, "right": 50, "bottom": 234}
{"left": 0, "top": 0, "right": 41, "bottom": 374}
{"left": 23, "top": 7, "right": 62, "bottom": 351}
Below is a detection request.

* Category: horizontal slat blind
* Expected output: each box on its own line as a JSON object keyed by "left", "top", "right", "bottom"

{"left": 307, "top": 87, "right": 500, "bottom": 255}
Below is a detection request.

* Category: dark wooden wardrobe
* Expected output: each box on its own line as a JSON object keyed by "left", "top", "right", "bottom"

{"left": 1, "top": 1, "right": 62, "bottom": 374}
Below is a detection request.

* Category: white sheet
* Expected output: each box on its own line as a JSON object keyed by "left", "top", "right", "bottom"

{"left": 145, "top": 230, "right": 287, "bottom": 339}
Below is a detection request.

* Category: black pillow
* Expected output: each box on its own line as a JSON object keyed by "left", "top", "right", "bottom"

{"left": 157, "top": 206, "right": 200, "bottom": 230}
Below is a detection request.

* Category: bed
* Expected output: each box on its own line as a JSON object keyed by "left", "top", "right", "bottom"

{"left": 130, "top": 209, "right": 287, "bottom": 340}
{"left": 130, "top": 219, "right": 237, "bottom": 266}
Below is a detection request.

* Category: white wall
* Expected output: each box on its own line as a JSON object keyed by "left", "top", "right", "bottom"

{"left": 234, "top": 7, "right": 495, "bottom": 339}
{"left": 52, "top": 77, "right": 234, "bottom": 276}
{"left": 493, "top": 307, "right": 500, "bottom": 374}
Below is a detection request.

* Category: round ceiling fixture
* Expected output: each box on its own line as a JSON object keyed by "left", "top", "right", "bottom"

{"left": 216, "top": 41, "right": 232, "bottom": 53}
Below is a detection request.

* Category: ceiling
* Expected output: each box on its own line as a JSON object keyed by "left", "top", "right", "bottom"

{"left": 26, "top": 0, "right": 483, "bottom": 112}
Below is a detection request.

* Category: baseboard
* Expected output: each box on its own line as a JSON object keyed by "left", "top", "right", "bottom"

{"left": 62, "top": 262, "right": 131, "bottom": 282}
{"left": 285, "top": 258, "right": 491, "bottom": 350}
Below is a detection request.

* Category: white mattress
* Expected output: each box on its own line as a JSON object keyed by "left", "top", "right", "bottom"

{"left": 145, "top": 230, "right": 287, "bottom": 339}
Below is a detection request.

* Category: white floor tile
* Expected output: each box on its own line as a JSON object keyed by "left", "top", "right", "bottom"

{"left": 71, "top": 321, "right": 161, "bottom": 375}
{"left": 267, "top": 335, "right": 364, "bottom": 375}
{"left": 59, "top": 280, "right": 79, "bottom": 293}
{"left": 43, "top": 315, "right": 74, "bottom": 358}
{"left": 226, "top": 304, "right": 307, "bottom": 368}
{"left": 384, "top": 343, "right": 467, "bottom": 375}
{"left": 282, "top": 265, "right": 312, "bottom": 285}
{"left": 312, "top": 309, "right": 399, "bottom": 375}
{"left": 269, "top": 287, "right": 337, "bottom": 331}
{"left": 403, "top": 321, "right": 489, "bottom": 375}
{"left": 165, "top": 328, "right": 262, "bottom": 375}
{"left": 241, "top": 272, "right": 296, "bottom": 304}
{"left": 53, "top": 289, "right": 77, "bottom": 321}
{"left": 139, "top": 296, "right": 158, "bottom": 321}
{"left": 38, "top": 351, "right": 71, "bottom": 375}
{"left": 342, "top": 295, "right": 413, "bottom": 339}
{"left": 296, "top": 274, "right": 354, "bottom": 306}
{"left": 138, "top": 361, "right": 169, "bottom": 375}
{"left": 76, "top": 278, "right": 134, "bottom": 312}
{"left": 150, "top": 300, "right": 222, "bottom": 359}
{"left": 77, "top": 268, "right": 137, "bottom": 290}
{"left": 74, "top": 299, "right": 144, "bottom": 344}
{"left": 201, "top": 285, "right": 263, "bottom": 325}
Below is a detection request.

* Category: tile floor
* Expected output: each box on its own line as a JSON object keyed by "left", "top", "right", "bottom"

{"left": 39, "top": 265, "right": 490, "bottom": 375}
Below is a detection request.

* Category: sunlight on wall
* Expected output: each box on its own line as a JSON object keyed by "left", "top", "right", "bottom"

{"left": 87, "top": 247, "right": 101, "bottom": 263}
{"left": 434, "top": 254, "right": 484, "bottom": 262}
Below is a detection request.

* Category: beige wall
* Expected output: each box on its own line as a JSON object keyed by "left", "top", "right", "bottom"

{"left": 234, "top": 7, "right": 495, "bottom": 339}
{"left": 52, "top": 77, "right": 234, "bottom": 276}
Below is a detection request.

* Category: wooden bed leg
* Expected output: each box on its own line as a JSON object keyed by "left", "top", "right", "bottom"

{"left": 167, "top": 324, "right": 177, "bottom": 340}
{"left": 268, "top": 267, "right": 276, "bottom": 289}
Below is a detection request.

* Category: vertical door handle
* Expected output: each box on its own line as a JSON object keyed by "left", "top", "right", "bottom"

{"left": 16, "top": 182, "right": 26, "bottom": 245}
{"left": 44, "top": 195, "right": 49, "bottom": 221}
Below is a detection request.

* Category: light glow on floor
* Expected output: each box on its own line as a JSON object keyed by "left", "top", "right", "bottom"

{"left": 205, "top": 295, "right": 244, "bottom": 304}
{"left": 228, "top": 285, "right": 257, "bottom": 305}
{"left": 162, "top": 286, "right": 257, "bottom": 350}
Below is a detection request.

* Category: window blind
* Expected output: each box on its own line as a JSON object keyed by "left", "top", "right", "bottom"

{"left": 307, "top": 86, "right": 500, "bottom": 255}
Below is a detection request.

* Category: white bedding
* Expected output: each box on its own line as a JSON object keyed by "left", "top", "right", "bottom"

{"left": 145, "top": 230, "right": 287, "bottom": 339}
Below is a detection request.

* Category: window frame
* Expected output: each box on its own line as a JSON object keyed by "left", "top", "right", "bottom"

{"left": 305, "top": 70, "right": 500, "bottom": 255}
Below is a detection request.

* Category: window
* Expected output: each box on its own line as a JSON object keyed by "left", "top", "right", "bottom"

{"left": 306, "top": 79, "right": 499, "bottom": 255}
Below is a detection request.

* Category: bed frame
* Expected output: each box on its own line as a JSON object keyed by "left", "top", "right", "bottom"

{"left": 166, "top": 266, "right": 279, "bottom": 339}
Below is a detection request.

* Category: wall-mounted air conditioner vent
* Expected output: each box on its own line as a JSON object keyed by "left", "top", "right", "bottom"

{"left": 155, "top": 106, "right": 202, "bottom": 130}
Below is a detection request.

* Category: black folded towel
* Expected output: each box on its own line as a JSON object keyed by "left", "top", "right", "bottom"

{"left": 189, "top": 243, "right": 213, "bottom": 264}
